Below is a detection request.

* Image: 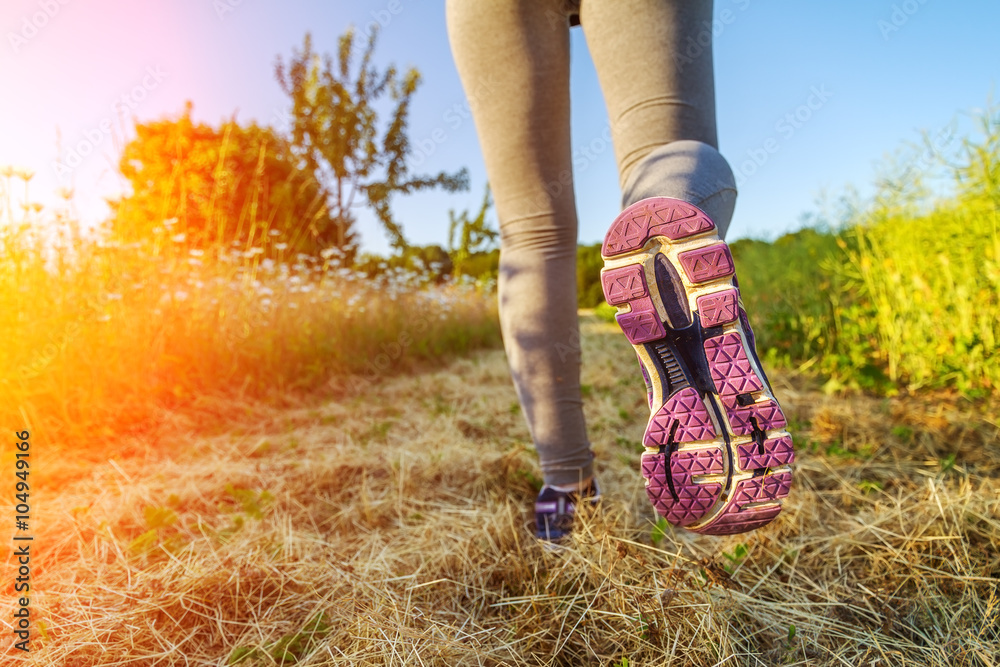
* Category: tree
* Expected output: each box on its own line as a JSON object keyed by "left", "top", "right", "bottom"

{"left": 275, "top": 29, "right": 468, "bottom": 254}
{"left": 109, "top": 103, "right": 345, "bottom": 255}
{"left": 447, "top": 184, "right": 497, "bottom": 277}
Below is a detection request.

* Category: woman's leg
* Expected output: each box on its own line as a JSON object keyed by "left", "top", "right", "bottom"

{"left": 446, "top": 0, "right": 593, "bottom": 488}
{"left": 580, "top": 0, "right": 738, "bottom": 238}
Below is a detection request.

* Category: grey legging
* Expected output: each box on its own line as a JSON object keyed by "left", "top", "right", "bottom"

{"left": 446, "top": 0, "right": 737, "bottom": 487}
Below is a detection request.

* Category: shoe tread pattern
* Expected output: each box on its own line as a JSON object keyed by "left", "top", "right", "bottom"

{"left": 602, "top": 197, "right": 793, "bottom": 535}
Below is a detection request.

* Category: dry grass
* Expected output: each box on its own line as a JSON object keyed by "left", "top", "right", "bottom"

{"left": 0, "top": 213, "right": 499, "bottom": 452}
{"left": 2, "top": 314, "right": 997, "bottom": 666}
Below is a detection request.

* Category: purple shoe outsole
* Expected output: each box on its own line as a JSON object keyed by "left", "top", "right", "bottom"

{"left": 601, "top": 197, "right": 793, "bottom": 535}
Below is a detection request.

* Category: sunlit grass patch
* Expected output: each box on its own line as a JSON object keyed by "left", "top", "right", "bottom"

{"left": 730, "top": 112, "right": 1000, "bottom": 395}
{"left": 0, "top": 215, "right": 499, "bottom": 454}
{"left": 6, "top": 314, "right": 997, "bottom": 665}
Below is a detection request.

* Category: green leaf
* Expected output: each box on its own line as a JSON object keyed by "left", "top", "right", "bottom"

{"left": 128, "top": 529, "right": 159, "bottom": 554}
{"left": 651, "top": 517, "right": 669, "bottom": 547}
{"left": 856, "top": 479, "right": 883, "bottom": 494}
{"left": 144, "top": 505, "right": 178, "bottom": 531}
{"left": 722, "top": 543, "right": 748, "bottom": 565}
{"left": 228, "top": 646, "right": 262, "bottom": 665}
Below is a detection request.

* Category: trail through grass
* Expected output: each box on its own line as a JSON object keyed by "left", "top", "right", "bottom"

{"left": 3, "top": 314, "right": 997, "bottom": 666}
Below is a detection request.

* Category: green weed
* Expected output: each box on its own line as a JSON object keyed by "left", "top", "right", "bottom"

{"left": 650, "top": 517, "right": 669, "bottom": 548}
{"left": 594, "top": 301, "right": 618, "bottom": 323}
{"left": 228, "top": 612, "right": 330, "bottom": 664}
{"left": 892, "top": 425, "right": 914, "bottom": 441}
{"left": 721, "top": 543, "right": 749, "bottom": 573}
{"left": 940, "top": 452, "right": 958, "bottom": 474}
{"left": 722, "top": 111, "right": 1000, "bottom": 395}
{"left": 223, "top": 484, "right": 274, "bottom": 520}
{"left": 856, "top": 480, "right": 884, "bottom": 494}
{"left": 514, "top": 468, "right": 543, "bottom": 492}
{"left": 127, "top": 505, "right": 182, "bottom": 556}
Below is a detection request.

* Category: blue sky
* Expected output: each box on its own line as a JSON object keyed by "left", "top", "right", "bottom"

{"left": 1, "top": 0, "right": 997, "bottom": 254}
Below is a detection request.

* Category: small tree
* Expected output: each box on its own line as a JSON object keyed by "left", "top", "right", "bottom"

{"left": 447, "top": 184, "right": 497, "bottom": 277}
{"left": 109, "top": 103, "right": 339, "bottom": 254}
{"left": 275, "top": 30, "right": 468, "bottom": 254}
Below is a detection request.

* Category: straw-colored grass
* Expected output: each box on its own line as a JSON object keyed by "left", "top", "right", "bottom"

{"left": 0, "top": 201, "right": 499, "bottom": 452}
{"left": 4, "top": 313, "right": 996, "bottom": 666}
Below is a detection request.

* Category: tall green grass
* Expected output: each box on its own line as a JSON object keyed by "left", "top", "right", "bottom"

{"left": 581, "top": 112, "right": 999, "bottom": 395}
{"left": 731, "top": 112, "right": 1000, "bottom": 395}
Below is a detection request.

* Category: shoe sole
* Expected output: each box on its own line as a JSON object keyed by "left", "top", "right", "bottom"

{"left": 600, "top": 197, "right": 793, "bottom": 535}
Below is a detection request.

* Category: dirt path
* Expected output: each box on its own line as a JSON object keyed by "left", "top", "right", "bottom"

{"left": 5, "top": 314, "right": 998, "bottom": 666}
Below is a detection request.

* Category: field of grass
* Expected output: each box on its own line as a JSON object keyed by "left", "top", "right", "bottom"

{"left": 727, "top": 192, "right": 1000, "bottom": 396}
{"left": 0, "top": 205, "right": 499, "bottom": 453}
{"left": 2, "top": 113, "right": 998, "bottom": 666}
{"left": 740, "top": 115, "right": 1000, "bottom": 396}
{"left": 1, "top": 314, "right": 996, "bottom": 665}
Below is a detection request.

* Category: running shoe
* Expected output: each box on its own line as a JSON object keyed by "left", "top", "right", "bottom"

{"left": 600, "top": 197, "right": 793, "bottom": 535}
{"left": 535, "top": 480, "right": 601, "bottom": 542}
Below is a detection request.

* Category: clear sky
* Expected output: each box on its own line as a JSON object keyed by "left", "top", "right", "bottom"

{"left": 1, "top": 0, "right": 998, "bottom": 255}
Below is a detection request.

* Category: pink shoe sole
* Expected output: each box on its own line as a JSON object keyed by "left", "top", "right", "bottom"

{"left": 601, "top": 197, "right": 793, "bottom": 535}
